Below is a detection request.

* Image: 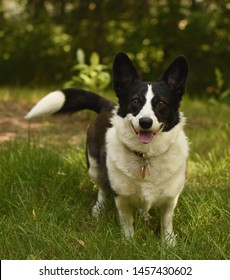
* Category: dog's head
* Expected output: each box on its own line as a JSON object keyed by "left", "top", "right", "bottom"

{"left": 112, "top": 53, "right": 188, "bottom": 144}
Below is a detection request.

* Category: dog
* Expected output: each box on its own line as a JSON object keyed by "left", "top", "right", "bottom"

{"left": 25, "top": 53, "right": 189, "bottom": 246}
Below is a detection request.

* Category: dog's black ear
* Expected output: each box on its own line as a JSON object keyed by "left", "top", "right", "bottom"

{"left": 113, "top": 52, "right": 141, "bottom": 96}
{"left": 160, "top": 56, "right": 188, "bottom": 99}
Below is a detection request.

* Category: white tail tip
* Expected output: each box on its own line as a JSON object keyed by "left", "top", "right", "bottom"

{"left": 24, "top": 91, "right": 65, "bottom": 120}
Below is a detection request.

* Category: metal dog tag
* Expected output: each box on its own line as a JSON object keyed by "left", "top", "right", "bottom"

{"left": 141, "top": 158, "right": 149, "bottom": 179}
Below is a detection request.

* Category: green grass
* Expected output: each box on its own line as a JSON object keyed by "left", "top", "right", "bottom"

{"left": 0, "top": 88, "right": 229, "bottom": 260}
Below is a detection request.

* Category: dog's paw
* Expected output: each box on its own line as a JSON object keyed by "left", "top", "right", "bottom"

{"left": 163, "top": 233, "right": 177, "bottom": 247}
{"left": 123, "top": 228, "right": 134, "bottom": 239}
{"left": 92, "top": 203, "right": 102, "bottom": 218}
{"left": 138, "top": 209, "right": 152, "bottom": 222}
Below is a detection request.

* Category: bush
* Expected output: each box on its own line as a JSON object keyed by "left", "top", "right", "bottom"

{"left": 64, "top": 49, "right": 111, "bottom": 91}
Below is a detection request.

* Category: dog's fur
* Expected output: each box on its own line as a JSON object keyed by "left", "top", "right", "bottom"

{"left": 25, "top": 53, "right": 189, "bottom": 246}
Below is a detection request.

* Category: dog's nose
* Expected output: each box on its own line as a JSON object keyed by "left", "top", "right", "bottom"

{"left": 139, "top": 117, "right": 153, "bottom": 129}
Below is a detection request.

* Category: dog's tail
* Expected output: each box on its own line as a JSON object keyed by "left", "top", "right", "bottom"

{"left": 25, "top": 88, "right": 114, "bottom": 120}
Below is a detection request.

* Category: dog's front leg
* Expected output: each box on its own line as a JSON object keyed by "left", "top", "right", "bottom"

{"left": 115, "top": 196, "right": 134, "bottom": 239}
{"left": 160, "top": 197, "right": 179, "bottom": 247}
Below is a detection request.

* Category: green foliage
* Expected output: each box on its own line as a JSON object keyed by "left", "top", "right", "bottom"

{"left": 205, "top": 68, "right": 230, "bottom": 104}
{"left": 0, "top": 15, "right": 72, "bottom": 85}
{"left": 64, "top": 49, "right": 111, "bottom": 91}
{"left": 0, "top": 0, "right": 230, "bottom": 96}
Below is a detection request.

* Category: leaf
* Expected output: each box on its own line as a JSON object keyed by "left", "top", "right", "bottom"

{"left": 215, "top": 68, "right": 223, "bottom": 90}
{"left": 79, "top": 73, "right": 93, "bottom": 85}
{"left": 90, "top": 52, "right": 100, "bottom": 66}
{"left": 63, "top": 80, "right": 76, "bottom": 88}
{"left": 93, "top": 64, "right": 107, "bottom": 71}
{"left": 220, "top": 89, "right": 230, "bottom": 100}
{"left": 72, "top": 64, "right": 87, "bottom": 71}
{"left": 76, "top": 48, "right": 85, "bottom": 64}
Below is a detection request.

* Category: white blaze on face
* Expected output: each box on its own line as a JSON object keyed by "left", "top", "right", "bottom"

{"left": 138, "top": 84, "right": 155, "bottom": 120}
{"left": 127, "top": 84, "right": 163, "bottom": 144}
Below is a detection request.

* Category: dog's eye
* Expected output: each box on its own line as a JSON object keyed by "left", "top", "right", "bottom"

{"left": 131, "top": 98, "right": 140, "bottom": 108}
{"left": 158, "top": 100, "right": 166, "bottom": 109}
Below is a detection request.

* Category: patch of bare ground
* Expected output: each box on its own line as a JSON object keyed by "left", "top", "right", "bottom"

{"left": 0, "top": 101, "right": 95, "bottom": 147}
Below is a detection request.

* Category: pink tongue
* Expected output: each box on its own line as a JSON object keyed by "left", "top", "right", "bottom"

{"left": 138, "top": 131, "right": 154, "bottom": 144}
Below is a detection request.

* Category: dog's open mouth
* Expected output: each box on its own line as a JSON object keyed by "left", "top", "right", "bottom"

{"left": 131, "top": 123, "right": 164, "bottom": 144}
{"left": 138, "top": 131, "right": 155, "bottom": 144}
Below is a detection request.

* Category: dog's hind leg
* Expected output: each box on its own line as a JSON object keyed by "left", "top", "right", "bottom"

{"left": 92, "top": 188, "right": 106, "bottom": 218}
{"left": 87, "top": 154, "right": 107, "bottom": 218}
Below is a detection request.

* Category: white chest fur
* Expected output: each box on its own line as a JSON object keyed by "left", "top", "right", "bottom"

{"left": 105, "top": 114, "right": 188, "bottom": 212}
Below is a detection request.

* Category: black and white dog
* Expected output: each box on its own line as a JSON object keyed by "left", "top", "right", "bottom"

{"left": 25, "top": 53, "right": 189, "bottom": 246}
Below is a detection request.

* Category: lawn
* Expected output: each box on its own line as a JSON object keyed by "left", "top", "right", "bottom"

{"left": 0, "top": 87, "right": 229, "bottom": 260}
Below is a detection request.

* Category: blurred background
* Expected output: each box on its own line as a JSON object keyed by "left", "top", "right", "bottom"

{"left": 0, "top": 0, "right": 229, "bottom": 99}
